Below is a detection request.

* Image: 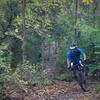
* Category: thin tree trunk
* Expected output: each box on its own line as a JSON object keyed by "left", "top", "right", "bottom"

{"left": 93, "top": 0, "right": 97, "bottom": 26}
{"left": 22, "top": 0, "right": 26, "bottom": 64}
{"left": 74, "top": 0, "right": 78, "bottom": 43}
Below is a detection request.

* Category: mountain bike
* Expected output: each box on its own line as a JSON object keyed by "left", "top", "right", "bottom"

{"left": 71, "top": 61, "right": 88, "bottom": 92}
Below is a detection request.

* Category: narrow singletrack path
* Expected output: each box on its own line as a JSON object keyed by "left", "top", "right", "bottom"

{"left": 4, "top": 80, "right": 100, "bottom": 100}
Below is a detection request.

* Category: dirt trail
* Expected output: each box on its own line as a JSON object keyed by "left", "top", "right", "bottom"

{"left": 2, "top": 80, "right": 100, "bottom": 100}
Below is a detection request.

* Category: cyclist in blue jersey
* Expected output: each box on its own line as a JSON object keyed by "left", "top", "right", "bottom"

{"left": 66, "top": 43, "right": 88, "bottom": 92}
{"left": 66, "top": 43, "right": 86, "bottom": 69}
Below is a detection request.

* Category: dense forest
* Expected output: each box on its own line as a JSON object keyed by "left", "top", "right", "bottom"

{"left": 0, "top": 0, "right": 100, "bottom": 100}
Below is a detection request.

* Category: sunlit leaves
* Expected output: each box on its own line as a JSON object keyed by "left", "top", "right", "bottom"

{"left": 82, "top": 0, "right": 93, "bottom": 5}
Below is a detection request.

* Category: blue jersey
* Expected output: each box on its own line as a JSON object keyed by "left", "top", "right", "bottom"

{"left": 66, "top": 48, "right": 85, "bottom": 63}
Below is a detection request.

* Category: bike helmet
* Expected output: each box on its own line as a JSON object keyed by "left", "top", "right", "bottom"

{"left": 69, "top": 43, "right": 77, "bottom": 50}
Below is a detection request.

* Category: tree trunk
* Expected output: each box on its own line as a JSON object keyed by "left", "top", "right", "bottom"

{"left": 74, "top": 0, "right": 78, "bottom": 43}
{"left": 42, "top": 42, "right": 58, "bottom": 81}
{"left": 95, "top": 0, "right": 100, "bottom": 28}
{"left": 22, "top": 0, "right": 26, "bottom": 64}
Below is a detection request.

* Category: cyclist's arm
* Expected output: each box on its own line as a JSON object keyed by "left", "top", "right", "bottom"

{"left": 83, "top": 53, "right": 86, "bottom": 61}
{"left": 78, "top": 48, "right": 86, "bottom": 61}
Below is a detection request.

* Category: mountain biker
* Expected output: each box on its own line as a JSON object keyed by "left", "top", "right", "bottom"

{"left": 66, "top": 43, "right": 89, "bottom": 92}
{"left": 66, "top": 43, "right": 86, "bottom": 69}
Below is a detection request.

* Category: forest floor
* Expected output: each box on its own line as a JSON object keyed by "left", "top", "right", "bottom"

{"left": 1, "top": 79, "right": 100, "bottom": 100}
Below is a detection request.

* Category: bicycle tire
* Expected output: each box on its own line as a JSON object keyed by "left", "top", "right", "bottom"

{"left": 76, "top": 70, "right": 88, "bottom": 92}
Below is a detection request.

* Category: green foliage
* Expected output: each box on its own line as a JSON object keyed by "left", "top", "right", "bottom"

{"left": 0, "top": 42, "right": 11, "bottom": 82}
{"left": 10, "top": 61, "right": 51, "bottom": 85}
{"left": 25, "top": 30, "right": 42, "bottom": 63}
{"left": 56, "top": 72, "right": 73, "bottom": 82}
{"left": 11, "top": 62, "right": 41, "bottom": 83}
{"left": 0, "top": 0, "right": 20, "bottom": 33}
{"left": 0, "top": 0, "right": 100, "bottom": 86}
{"left": 0, "top": 43, "right": 11, "bottom": 67}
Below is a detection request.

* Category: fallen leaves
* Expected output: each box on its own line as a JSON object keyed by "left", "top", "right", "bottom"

{"left": 1, "top": 80, "right": 100, "bottom": 100}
